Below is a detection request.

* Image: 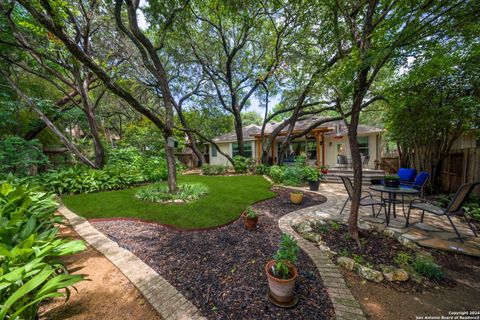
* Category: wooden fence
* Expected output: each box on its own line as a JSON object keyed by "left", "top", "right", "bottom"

{"left": 440, "top": 148, "right": 480, "bottom": 195}
{"left": 380, "top": 156, "right": 399, "bottom": 174}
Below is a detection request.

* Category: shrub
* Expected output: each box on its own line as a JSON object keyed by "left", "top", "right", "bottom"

{"left": 245, "top": 206, "right": 258, "bottom": 218}
{"left": 107, "top": 147, "right": 168, "bottom": 181}
{"left": 135, "top": 183, "right": 208, "bottom": 203}
{"left": 283, "top": 166, "right": 305, "bottom": 186}
{"left": 0, "top": 182, "right": 86, "bottom": 319}
{"left": 268, "top": 165, "right": 285, "bottom": 183}
{"left": 0, "top": 136, "right": 49, "bottom": 177}
{"left": 413, "top": 254, "right": 444, "bottom": 280}
{"left": 201, "top": 164, "right": 228, "bottom": 175}
{"left": 303, "top": 166, "right": 324, "bottom": 182}
{"left": 272, "top": 234, "right": 300, "bottom": 279}
{"left": 255, "top": 164, "right": 270, "bottom": 175}
{"left": 394, "top": 252, "right": 413, "bottom": 266}
{"left": 232, "top": 155, "right": 249, "bottom": 173}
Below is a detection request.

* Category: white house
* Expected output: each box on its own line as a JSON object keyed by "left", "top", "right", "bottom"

{"left": 207, "top": 118, "right": 384, "bottom": 169}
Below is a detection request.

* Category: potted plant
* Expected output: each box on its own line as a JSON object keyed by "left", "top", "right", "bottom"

{"left": 320, "top": 165, "right": 329, "bottom": 175}
{"left": 265, "top": 234, "right": 300, "bottom": 304}
{"left": 384, "top": 174, "right": 400, "bottom": 188}
{"left": 303, "top": 167, "right": 323, "bottom": 191}
{"left": 290, "top": 191, "right": 303, "bottom": 204}
{"left": 242, "top": 206, "right": 259, "bottom": 230}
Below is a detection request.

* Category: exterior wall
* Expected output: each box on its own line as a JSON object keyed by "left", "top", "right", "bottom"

{"left": 323, "top": 133, "right": 381, "bottom": 168}
{"left": 209, "top": 140, "right": 258, "bottom": 166}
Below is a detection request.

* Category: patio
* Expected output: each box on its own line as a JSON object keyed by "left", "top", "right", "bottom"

{"left": 289, "top": 183, "right": 480, "bottom": 257}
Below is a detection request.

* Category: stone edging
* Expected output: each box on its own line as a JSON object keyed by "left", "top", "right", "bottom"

{"left": 58, "top": 204, "right": 206, "bottom": 320}
{"left": 278, "top": 201, "right": 367, "bottom": 320}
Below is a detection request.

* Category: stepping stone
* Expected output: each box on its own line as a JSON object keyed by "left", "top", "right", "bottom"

{"left": 417, "top": 238, "right": 480, "bottom": 257}
{"left": 362, "top": 216, "right": 385, "bottom": 224}
{"left": 400, "top": 229, "right": 430, "bottom": 242}
{"left": 434, "top": 232, "right": 460, "bottom": 240}
{"left": 414, "top": 222, "right": 442, "bottom": 232}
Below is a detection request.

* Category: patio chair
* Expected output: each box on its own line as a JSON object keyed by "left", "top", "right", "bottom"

{"left": 339, "top": 176, "right": 386, "bottom": 217}
{"left": 398, "top": 167, "right": 417, "bottom": 185}
{"left": 362, "top": 155, "right": 370, "bottom": 168}
{"left": 400, "top": 171, "right": 430, "bottom": 198}
{"left": 337, "top": 155, "right": 351, "bottom": 169}
{"left": 406, "top": 182, "right": 480, "bottom": 243}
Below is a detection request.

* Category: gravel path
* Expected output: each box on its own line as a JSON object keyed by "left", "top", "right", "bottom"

{"left": 92, "top": 187, "right": 335, "bottom": 319}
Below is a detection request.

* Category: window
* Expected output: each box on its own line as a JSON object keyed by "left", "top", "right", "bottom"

{"left": 232, "top": 142, "right": 252, "bottom": 158}
{"left": 357, "top": 136, "right": 369, "bottom": 156}
{"left": 211, "top": 144, "right": 217, "bottom": 157}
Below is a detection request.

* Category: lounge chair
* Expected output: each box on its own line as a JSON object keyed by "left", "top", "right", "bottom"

{"left": 406, "top": 182, "right": 479, "bottom": 242}
{"left": 340, "top": 176, "right": 386, "bottom": 217}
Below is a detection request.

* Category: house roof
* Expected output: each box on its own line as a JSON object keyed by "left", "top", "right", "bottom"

{"left": 211, "top": 117, "right": 383, "bottom": 142}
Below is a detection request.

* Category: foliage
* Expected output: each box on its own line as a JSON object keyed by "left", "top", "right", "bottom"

{"left": 437, "top": 193, "right": 480, "bottom": 222}
{"left": 62, "top": 175, "right": 275, "bottom": 229}
{"left": 303, "top": 166, "right": 323, "bottom": 182}
{"left": 0, "top": 136, "right": 49, "bottom": 177}
{"left": 394, "top": 252, "right": 413, "bottom": 266}
{"left": 245, "top": 206, "right": 258, "bottom": 219}
{"left": 134, "top": 183, "right": 208, "bottom": 203}
{"left": 36, "top": 166, "right": 145, "bottom": 195}
{"left": 268, "top": 165, "right": 285, "bottom": 184}
{"left": 0, "top": 181, "right": 86, "bottom": 319}
{"left": 232, "top": 155, "right": 250, "bottom": 174}
{"left": 329, "top": 221, "right": 340, "bottom": 231}
{"left": 384, "top": 174, "right": 400, "bottom": 180}
{"left": 282, "top": 165, "right": 305, "bottom": 186}
{"left": 412, "top": 254, "right": 444, "bottom": 280}
{"left": 255, "top": 164, "right": 270, "bottom": 176}
{"left": 201, "top": 164, "right": 228, "bottom": 176}
{"left": 272, "top": 234, "right": 300, "bottom": 280}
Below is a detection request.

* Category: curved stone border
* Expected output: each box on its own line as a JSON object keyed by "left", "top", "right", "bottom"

{"left": 278, "top": 191, "right": 367, "bottom": 320}
{"left": 59, "top": 204, "right": 206, "bottom": 320}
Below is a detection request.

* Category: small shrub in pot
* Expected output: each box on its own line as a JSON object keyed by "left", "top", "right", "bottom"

{"left": 303, "top": 167, "right": 324, "bottom": 191}
{"left": 242, "top": 206, "right": 259, "bottom": 230}
{"left": 290, "top": 191, "right": 303, "bottom": 204}
{"left": 384, "top": 174, "right": 400, "bottom": 188}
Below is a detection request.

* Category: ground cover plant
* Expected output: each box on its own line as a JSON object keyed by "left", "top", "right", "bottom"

{"left": 201, "top": 164, "right": 229, "bottom": 176}
{"left": 0, "top": 181, "right": 86, "bottom": 319}
{"left": 62, "top": 175, "right": 275, "bottom": 228}
{"left": 135, "top": 183, "right": 208, "bottom": 203}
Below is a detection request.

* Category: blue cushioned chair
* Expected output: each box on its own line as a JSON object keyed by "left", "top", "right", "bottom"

{"left": 398, "top": 167, "right": 417, "bottom": 185}
{"left": 401, "top": 171, "right": 430, "bottom": 198}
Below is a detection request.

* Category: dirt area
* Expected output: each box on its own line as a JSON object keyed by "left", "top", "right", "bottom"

{"left": 92, "top": 187, "right": 335, "bottom": 320}
{"left": 38, "top": 225, "right": 161, "bottom": 320}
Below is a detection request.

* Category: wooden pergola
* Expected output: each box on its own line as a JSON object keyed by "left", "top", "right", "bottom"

{"left": 252, "top": 127, "right": 332, "bottom": 168}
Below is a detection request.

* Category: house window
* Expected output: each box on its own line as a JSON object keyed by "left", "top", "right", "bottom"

{"left": 357, "top": 136, "right": 369, "bottom": 156}
{"left": 232, "top": 142, "right": 252, "bottom": 158}
{"left": 211, "top": 145, "right": 217, "bottom": 157}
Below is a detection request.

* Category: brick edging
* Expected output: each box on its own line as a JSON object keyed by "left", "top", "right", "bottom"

{"left": 278, "top": 203, "right": 367, "bottom": 320}
{"left": 58, "top": 204, "right": 206, "bottom": 320}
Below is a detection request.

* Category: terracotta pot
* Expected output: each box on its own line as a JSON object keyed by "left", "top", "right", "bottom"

{"left": 308, "top": 180, "right": 320, "bottom": 191}
{"left": 265, "top": 260, "right": 298, "bottom": 303}
{"left": 242, "top": 211, "right": 258, "bottom": 230}
{"left": 290, "top": 192, "right": 303, "bottom": 204}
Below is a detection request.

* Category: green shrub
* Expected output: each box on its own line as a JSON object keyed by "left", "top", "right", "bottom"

{"left": 283, "top": 166, "right": 305, "bottom": 186}
{"left": 268, "top": 165, "right": 285, "bottom": 183}
{"left": 107, "top": 147, "right": 168, "bottom": 181}
{"left": 201, "top": 164, "right": 228, "bottom": 175}
{"left": 0, "top": 136, "right": 49, "bottom": 177}
{"left": 135, "top": 183, "right": 208, "bottom": 203}
{"left": 394, "top": 252, "right": 413, "bottom": 266}
{"left": 272, "top": 234, "right": 300, "bottom": 280}
{"left": 0, "top": 182, "right": 86, "bottom": 319}
{"left": 232, "top": 155, "right": 249, "bottom": 173}
{"left": 413, "top": 254, "right": 444, "bottom": 280}
{"left": 255, "top": 164, "right": 270, "bottom": 175}
{"left": 245, "top": 206, "right": 258, "bottom": 218}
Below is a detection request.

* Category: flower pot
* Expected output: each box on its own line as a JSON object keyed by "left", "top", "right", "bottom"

{"left": 321, "top": 169, "right": 328, "bottom": 174}
{"left": 290, "top": 192, "right": 303, "bottom": 204}
{"left": 265, "top": 260, "right": 298, "bottom": 303}
{"left": 308, "top": 180, "right": 320, "bottom": 191}
{"left": 384, "top": 179, "right": 400, "bottom": 188}
{"left": 242, "top": 211, "right": 258, "bottom": 230}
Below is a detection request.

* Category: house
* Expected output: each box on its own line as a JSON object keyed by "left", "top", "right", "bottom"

{"left": 207, "top": 117, "right": 384, "bottom": 169}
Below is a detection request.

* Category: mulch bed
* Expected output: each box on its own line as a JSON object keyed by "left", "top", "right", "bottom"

{"left": 92, "top": 187, "right": 334, "bottom": 319}
{"left": 316, "top": 224, "right": 456, "bottom": 292}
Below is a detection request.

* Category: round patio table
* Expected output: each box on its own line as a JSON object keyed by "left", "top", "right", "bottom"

{"left": 369, "top": 185, "right": 419, "bottom": 225}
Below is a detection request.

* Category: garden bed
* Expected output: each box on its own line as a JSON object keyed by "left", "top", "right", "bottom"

{"left": 92, "top": 187, "right": 334, "bottom": 319}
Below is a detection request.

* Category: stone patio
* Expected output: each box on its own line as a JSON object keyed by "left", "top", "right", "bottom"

{"left": 288, "top": 183, "right": 480, "bottom": 257}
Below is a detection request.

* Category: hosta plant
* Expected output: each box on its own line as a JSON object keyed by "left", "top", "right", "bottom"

{"left": 135, "top": 183, "right": 208, "bottom": 203}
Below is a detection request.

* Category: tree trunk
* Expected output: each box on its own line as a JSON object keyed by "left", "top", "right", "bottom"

{"left": 233, "top": 111, "right": 244, "bottom": 156}
{"left": 164, "top": 135, "right": 177, "bottom": 192}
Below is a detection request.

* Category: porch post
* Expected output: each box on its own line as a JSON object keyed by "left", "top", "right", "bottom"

{"left": 256, "top": 137, "right": 261, "bottom": 160}
{"left": 316, "top": 132, "right": 321, "bottom": 169}
{"left": 321, "top": 132, "right": 326, "bottom": 166}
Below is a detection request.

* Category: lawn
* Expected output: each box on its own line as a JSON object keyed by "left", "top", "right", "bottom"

{"left": 62, "top": 174, "right": 275, "bottom": 229}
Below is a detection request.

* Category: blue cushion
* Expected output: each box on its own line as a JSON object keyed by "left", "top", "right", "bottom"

{"left": 398, "top": 168, "right": 416, "bottom": 183}
{"left": 413, "top": 171, "right": 430, "bottom": 187}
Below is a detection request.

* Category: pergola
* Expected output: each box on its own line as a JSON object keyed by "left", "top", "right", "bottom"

{"left": 252, "top": 127, "right": 332, "bottom": 168}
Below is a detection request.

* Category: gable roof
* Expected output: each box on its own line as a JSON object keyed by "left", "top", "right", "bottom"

{"left": 211, "top": 118, "right": 383, "bottom": 142}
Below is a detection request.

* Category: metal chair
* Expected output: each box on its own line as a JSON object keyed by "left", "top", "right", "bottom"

{"left": 406, "top": 182, "right": 479, "bottom": 243}
{"left": 401, "top": 171, "right": 430, "bottom": 198}
{"left": 362, "top": 155, "right": 370, "bottom": 168}
{"left": 340, "top": 176, "right": 386, "bottom": 217}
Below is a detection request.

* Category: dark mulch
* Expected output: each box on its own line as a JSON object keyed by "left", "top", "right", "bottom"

{"left": 316, "top": 224, "right": 456, "bottom": 292}
{"left": 92, "top": 187, "right": 334, "bottom": 320}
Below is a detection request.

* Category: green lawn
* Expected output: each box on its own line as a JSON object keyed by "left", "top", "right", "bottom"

{"left": 62, "top": 175, "right": 275, "bottom": 229}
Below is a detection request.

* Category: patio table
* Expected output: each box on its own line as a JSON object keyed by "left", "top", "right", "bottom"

{"left": 369, "top": 185, "right": 419, "bottom": 225}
